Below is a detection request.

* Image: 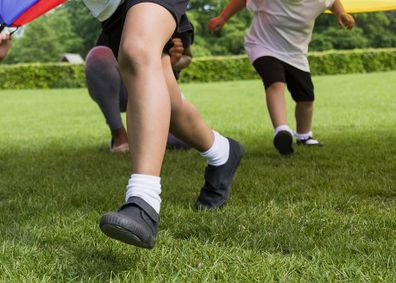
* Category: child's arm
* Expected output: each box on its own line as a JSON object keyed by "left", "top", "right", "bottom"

{"left": 170, "top": 37, "right": 192, "bottom": 71}
{"left": 208, "top": 0, "right": 246, "bottom": 32}
{"left": 0, "top": 32, "right": 12, "bottom": 62}
{"left": 172, "top": 45, "right": 192, "bottom": 72}
{"left": 330, "top": 0, "right": 355, "bottom": 30}
{"left": 170, "top": 38, "right": 185, "bottom": 66}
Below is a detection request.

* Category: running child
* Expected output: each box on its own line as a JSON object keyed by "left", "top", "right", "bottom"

{"left": 208, "top": 0, "right": 355, "bottom": 155}
{"left": 85, "top": 33, "right": 193, "bottom": 152}
{"left": 82, "top": 0, "right": 244, "bottom": 249}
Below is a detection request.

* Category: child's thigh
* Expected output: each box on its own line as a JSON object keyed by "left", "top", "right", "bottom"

{"left": 253, "top": 56, "right": 287, "bottom": 90}
{"left": 121, "top": 0, "right": 188, "bottom": 44}
{"left": 284, "top": 66, "right": 314, "bottom": 102}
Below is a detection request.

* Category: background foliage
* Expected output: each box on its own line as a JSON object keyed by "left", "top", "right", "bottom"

{"left": 1, "top": 49, "right": 395, "bottom": 89}
{"left": 2, "top": 1, "right": 396, "bottom": 63}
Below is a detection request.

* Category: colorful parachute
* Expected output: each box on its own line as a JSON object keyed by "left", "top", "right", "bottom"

{"left": 327, "top": 0, "right": 396, "bottom": 13}
{"left": 0, "top": 0, "right": 66, "bottom": 32}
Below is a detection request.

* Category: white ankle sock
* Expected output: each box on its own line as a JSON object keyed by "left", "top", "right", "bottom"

{"left": 274, "top": 125, "right": 293, "bottom": 137}
{"left": 200, "top": 131, "right": 230, "bottom": 166}
{"left": 125, "top": 174, "right": 162, "bottom": 214}
{"left": 295, "top": 131, "right": 312, "bottom": 141}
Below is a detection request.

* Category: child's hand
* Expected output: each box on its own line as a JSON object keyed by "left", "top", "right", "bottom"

{"left": 208, "top": 16, "right": 226, "bottom": 32}
{"left": 170, "top": 38, "right": 184, "bottom": 66}
{"left": 0, "top": 32, "right": 12, "bottom": 61}
{"left": 338, "top": 13, "right": 355, "bottom": 30}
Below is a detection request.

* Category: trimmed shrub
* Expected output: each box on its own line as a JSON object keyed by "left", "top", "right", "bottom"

{"left": 180, "top": 48, "right": 396, "bottom": 83}
{"left": 0, "top": 48, "right": 395, "bottom": 89}
{"left": 0, "top": 63, "right": 85, "bottom": 89}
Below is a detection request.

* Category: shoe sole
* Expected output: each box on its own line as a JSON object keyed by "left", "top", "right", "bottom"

{"left": 274, "top": 131, "right": 294, "bottom": 155}
{"left": 195, "top": 139, "right": 244, "bottom": 210}
{"left": 99, "top": 213, "right": 155, "bottom": 249}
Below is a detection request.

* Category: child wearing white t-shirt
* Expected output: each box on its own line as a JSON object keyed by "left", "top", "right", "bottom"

{"left": 209, "top": 0, "right": 355, "bottom": 155}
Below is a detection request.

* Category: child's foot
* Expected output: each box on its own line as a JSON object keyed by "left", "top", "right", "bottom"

{"left": 195, "top": 138, "right": 244, "bottom": 210}
{"left": 109, "top": 139, "right": 129, "bottom": 153}
{"left": 109, "top": 128, "right": 129, "bottom": 153}
{"left": 273, "top": 130, "right": 294, "bottom": 155}
{"left": 99, "top": 197, "right": 159, "bottom": 249}
{"left": 296, "top": 136, "right": 322, "bottom": 146}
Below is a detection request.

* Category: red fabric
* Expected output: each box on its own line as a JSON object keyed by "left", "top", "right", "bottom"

{"left": 13, "top": 0, "right": 67, "bottom": 26}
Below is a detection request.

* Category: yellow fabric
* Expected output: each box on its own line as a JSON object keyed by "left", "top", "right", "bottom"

{"left": 326, "top": 0, "right": 396, "bottom": 13}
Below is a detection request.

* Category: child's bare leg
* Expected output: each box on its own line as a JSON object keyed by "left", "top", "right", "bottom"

{"left": 266, "top": 82, "right": 294, "bottom": 155}
{"left": 295, "top": 101, "right": 313, "bottom": 134}
{"left": 295, "top": 101, "right": 321, "bottom": 145}
{"left": 100, "top": 3, "right": 243, "bottom": 248}
{"left": 162, "top": 54, "right": 244, "bottom": 210}
{"left": 160, "top": 55, "right": 213, "bottom": 152}
{"left": 100, "top": 3, "right": 177, "bottom": 249}
{"left": 265, "top": 82, "right": 288, "bottom": 128}
{"left": 118, "top": 3, "right": 175, "bottom": 176}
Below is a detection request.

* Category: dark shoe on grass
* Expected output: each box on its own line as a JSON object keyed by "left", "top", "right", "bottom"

{"left": 99, "top": 197, "right": 159, "bottom": 249}
{"left": 273, "top": 130, "right": 294, "bottom": 155}
{"left": 195, "top": 138, "right": 244, "bottom": 210}
{"left": 297, "top": 137, "right": 323, "bottom": 146}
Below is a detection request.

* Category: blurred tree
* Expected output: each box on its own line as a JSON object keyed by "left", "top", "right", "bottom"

{"left": 2, "top": 2, "right": 395, "bottom": 63}
{"left": 4, "top": 9, "right": 82, "bottom": 64}
{"left": 188, "top": 0, "right": 251, "bottom": 56}
{"left": 313, "top": 11, "right": 396, "bottom": 51}
{"left": 64, "top": 1, "right": 101, "bottom": 57}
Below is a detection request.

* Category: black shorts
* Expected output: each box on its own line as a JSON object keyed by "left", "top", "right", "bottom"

{"left": 96, "top": 0, "right": 191, "bottom": 58}
{"left": 253, "top": 56, "right": 315, "bottom": 102}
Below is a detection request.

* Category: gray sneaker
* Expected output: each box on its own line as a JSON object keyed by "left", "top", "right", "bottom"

{"left": 195, "top": 138, "right": 244, "bottom": 210}
{"left": 99, "top": 197, "right": 159, "bottom": 249}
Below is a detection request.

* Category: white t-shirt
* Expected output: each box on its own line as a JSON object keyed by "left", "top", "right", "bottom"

{"left": 82, "top": 0, "right": 123, "bottom": 22}
{"left": 245, "top": 0, "right": 335, "bottom": 72}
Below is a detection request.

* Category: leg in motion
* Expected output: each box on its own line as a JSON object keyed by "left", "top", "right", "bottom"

{"left": 85, "top": 46, "right": 129, "bottom": 152}
{"left": 99, "top": 3, "right": 177, "bottom": 249}
{"left": 253, "top": 56, "right": 294, "bottom": 155}
{"left": 162, "top": 55, "right": 244, "bottom": 210}
{"left": 287, "top": 67, "right": 322, "bottom": 146}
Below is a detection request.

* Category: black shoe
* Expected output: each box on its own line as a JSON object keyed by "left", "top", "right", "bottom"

{"left": 195, "top": 138, "right": 244, "bottom": 210}
{"left": 296, "top": 137, "right": 323, "bottom": 146}
{"left": 166, "top": 133, "right": 191, "bottom": 150}
{"left": 99, "top": 197, "right": 159, "bottom": 249}
{"left": 273, "top": 130, "right": 294, "bottom": 155}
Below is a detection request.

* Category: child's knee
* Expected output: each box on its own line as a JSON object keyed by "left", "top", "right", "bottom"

{"left": 118, "top": 39, "right": 160, "bottom": 72}
{"left": 266, "top": 82, "right": 286, "bottom": 94}
{"left": 85, "top": 46, "right": 117, "bottom": 74}
{"left": 296, "top": 101, "right": 314, "bottom": 108}
{"left": 291, "top": 93, "right": 315, "bottom": 103}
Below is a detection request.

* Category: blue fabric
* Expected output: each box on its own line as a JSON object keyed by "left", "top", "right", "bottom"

{"left": 0, "top": 0, "right": 38, "bottom": 26}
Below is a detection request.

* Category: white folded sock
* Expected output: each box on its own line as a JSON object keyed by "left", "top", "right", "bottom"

{"left": 125, "top": 174, "right": 162, "bottom": 214}
{"left": 274, "top": 125, "right": 293, "bottom": 137}
{"left": 295, "top": 131, "right": 313, "bottom": 141}
{"left": 200, "top": 131, "right": 230, "bottom": 166}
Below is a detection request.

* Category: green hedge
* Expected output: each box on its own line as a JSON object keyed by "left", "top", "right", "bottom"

{"left": 1, "top": 49, "right": 395, "bottom": 89}
{"left": 180, "top": 48, "right": 396, "bottom": 83}
{"left": 0, "top": 63, "right": 86, "bottom": 89}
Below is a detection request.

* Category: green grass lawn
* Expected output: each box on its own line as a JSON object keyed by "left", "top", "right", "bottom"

{"left": 0, "top": 71, "right": 395, "bottom": 282}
